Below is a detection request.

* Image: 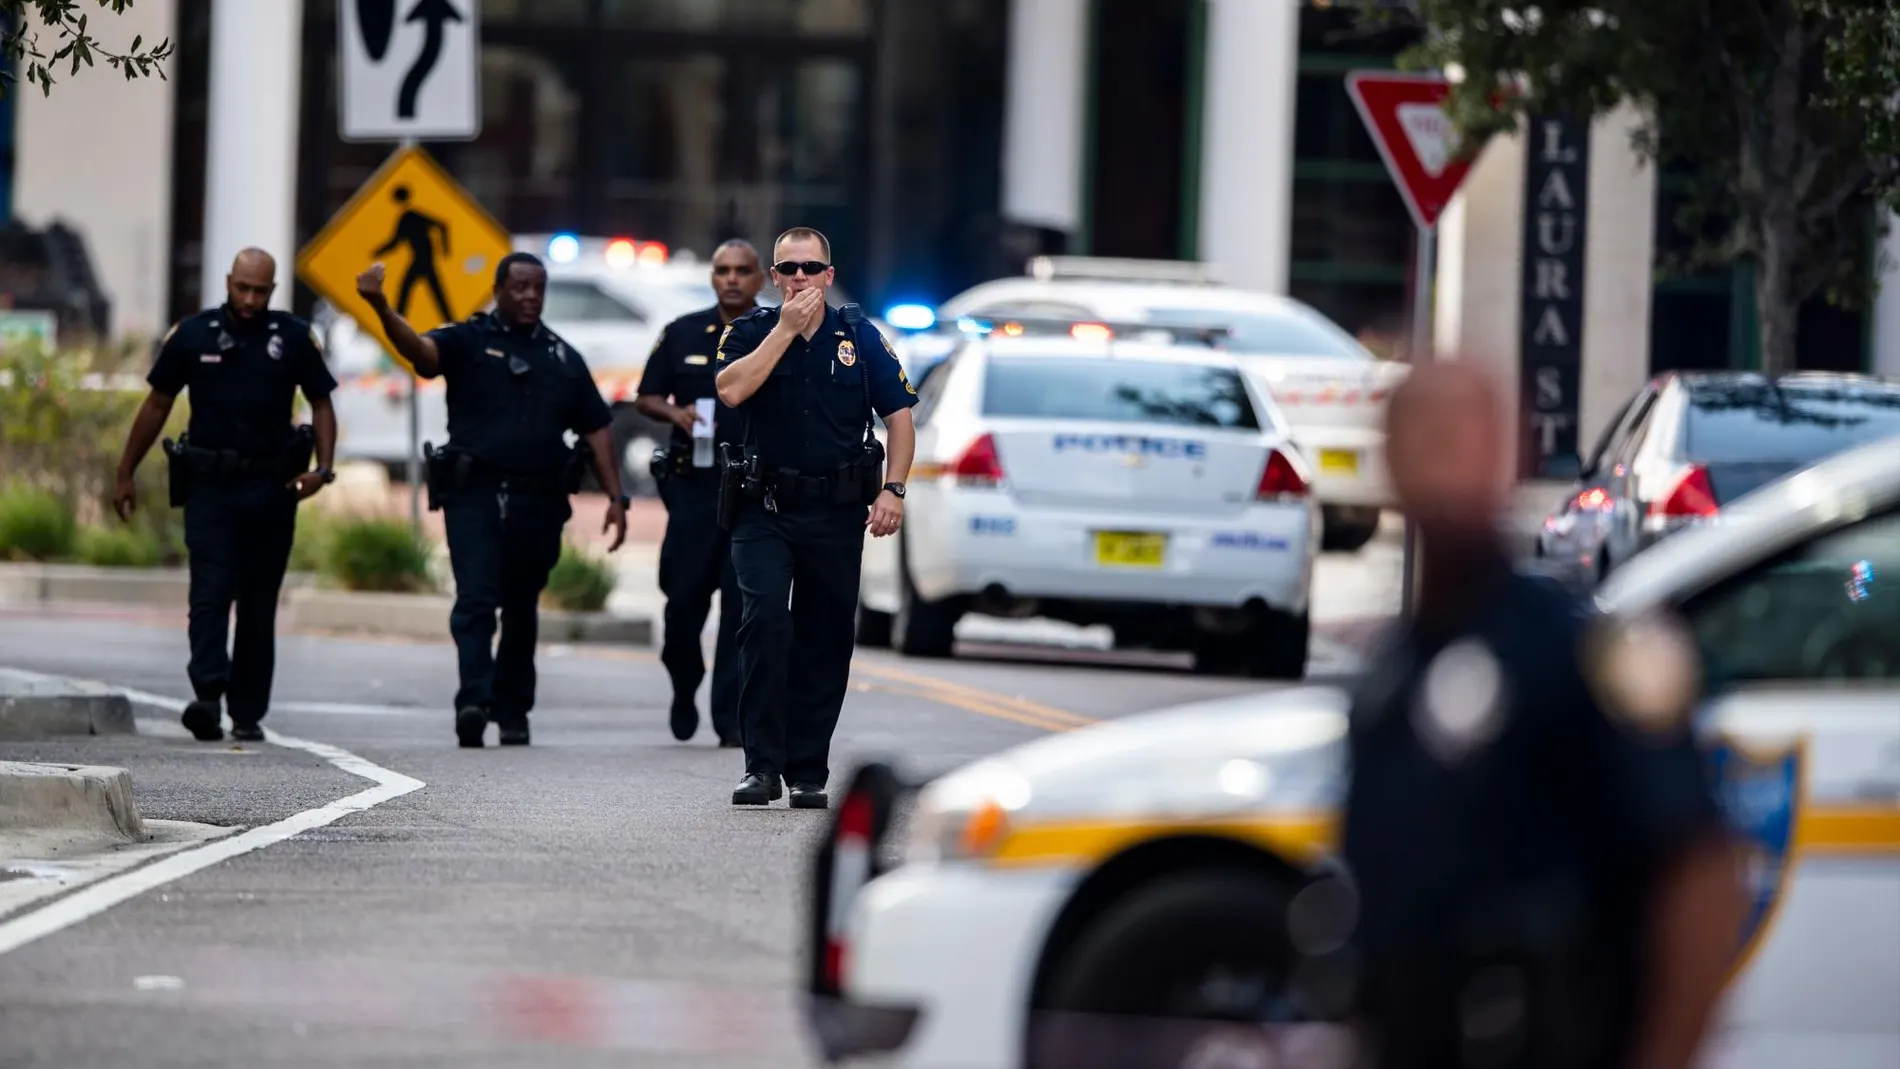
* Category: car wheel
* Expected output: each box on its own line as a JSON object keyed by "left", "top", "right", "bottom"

{"left": 855, "top": 603, "right": 893, "bottom": 648}
{"left": 892, "top": 532, "right": 958, "bottom": 658}
{"left": 1027, "top": 870, "right": 1336, "bottom": 1069}
{"left": 1191, "top": 610, "right": 1307, "bottom": 680}
{"left": 1320, "top": 507, "right": 1380, "bottom": 553}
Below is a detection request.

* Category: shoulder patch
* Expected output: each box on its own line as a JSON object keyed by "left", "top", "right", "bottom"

{"left": 162, "top": 321, "right": 180, "bottom": 345}
{"left": 308, "top": 325, "right": 324, "bottom": 354}
{"left": 1582, "top": 611, "right": 1703, "bottom": 737}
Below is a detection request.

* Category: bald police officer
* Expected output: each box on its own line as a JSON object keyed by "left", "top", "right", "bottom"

{"left": 113, "top": 248, "right": 339, "bottom": 743}
{"left": 1340, "top": 363, "right": 1743, "bottom": 1069}
{"left": 634, "top": 239, "right": 765, "bottom": 747}
{"left": 358, "top": 252, "right": 630, "bottom": 748}
{"left": 714, "top": 226, "right": 918, "bottom": 808}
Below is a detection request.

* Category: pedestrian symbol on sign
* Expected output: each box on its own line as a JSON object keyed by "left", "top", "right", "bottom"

{"left": 373, "top": 184, "right": 453, "bottom": 323}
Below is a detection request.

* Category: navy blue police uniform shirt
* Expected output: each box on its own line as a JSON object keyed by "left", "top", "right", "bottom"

{"left": 148, "top": 305, "right": 339, "bottom": 455}
{"left": 1339, "top": 570, "right": 1727, "bottom": 1054}
{"left": 419, "top": 311, "right": 614, "bottom": 474}
{"left": 713, "top": 302, "right": 918, "bottom": 473}
{"left": 637, "top": 306, "right": 748, "bottom": 452}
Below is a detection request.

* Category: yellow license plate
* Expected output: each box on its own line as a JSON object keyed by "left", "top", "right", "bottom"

{"left": 1319, "top": 448, "right": 1359, "bottom": 475}
{"left": 1095, "top": 531, "right": 1167, "bottom": 568}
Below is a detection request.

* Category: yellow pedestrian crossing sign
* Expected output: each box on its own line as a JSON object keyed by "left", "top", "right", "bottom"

{"left": 296, "top": 144, "right": 511, "bottom": 375}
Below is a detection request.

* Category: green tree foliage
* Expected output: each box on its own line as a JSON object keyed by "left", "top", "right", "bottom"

{"left": 1, "top": 0, "right": 172, "bottom": 97}
{"left": 1401, "top": 0, "right": 1900, "bottom": 375}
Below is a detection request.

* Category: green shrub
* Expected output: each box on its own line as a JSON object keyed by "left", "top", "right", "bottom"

{"left": 74, "top": 524, "right": 163, "bottom": 568}
{"left": 0, "top": 483, "right": 78, "bottom": 561}
{"left": 319, "top": 516, "right": 435, "bottom": 593}
{"left": 0, "top": 338, "right": 188, "bottom": 565}
{"left": 289, "top": 507, "right": 336, "bottom": 574}
{"left": 543, "top": 541, "right": 616, "bottom": 613}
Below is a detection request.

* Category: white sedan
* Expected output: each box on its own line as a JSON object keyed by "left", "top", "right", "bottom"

{"left": 887, "top": 256, "right": 1408, "bottom": 551}
{"left": 856, "top": 321, "right": 1319, "bottom": 678}
{"left": 808, "top": 431, "right": 1900, "bottom": 1069}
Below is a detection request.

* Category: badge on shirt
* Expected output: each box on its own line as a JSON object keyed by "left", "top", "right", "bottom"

{"left": 267, "top": 335, "right": 285, "bottom": 360}
{"left": 837, "top": 340, "right": 857, "bottom": 367}
{"left": 704, "top": 323, "right": 718, "bottom": 333}
{"left": 216, "top": 330, "right": 236, "bottom": 352}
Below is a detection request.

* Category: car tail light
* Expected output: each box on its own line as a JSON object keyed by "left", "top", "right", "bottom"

{"left": 1650, "top": 464, "right": 1718, "bottom": 518}
{"left": 1069, "top": 322, "right": 1112, "bottom": 341}
{"left": 949, "top": 433, "right": 1004, "bottom": 486}
{"left": 1256, "top": 448, "right": 1308, "bottom": 500}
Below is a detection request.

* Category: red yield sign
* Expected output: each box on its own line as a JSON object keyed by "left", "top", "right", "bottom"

{"left": 1344, "top": 71, "right": 1478, "bottom": 232}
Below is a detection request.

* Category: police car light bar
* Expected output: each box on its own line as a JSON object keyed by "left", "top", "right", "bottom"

{"left": 525, "top": 234, "right": 672, "bottom": 267}
{"left": 1025, "top": 255, "right": 1226, "bottom": 286}
{"left": 955, "top": 314, "right": 1230, "bottom": 347}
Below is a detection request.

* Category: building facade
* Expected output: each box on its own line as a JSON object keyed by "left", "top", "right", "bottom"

{"left": 3, "top": 0, "right": 1897, "bottom": 440}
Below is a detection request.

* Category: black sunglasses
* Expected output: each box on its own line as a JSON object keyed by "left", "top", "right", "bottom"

{"left": 773, "top": 260, "right": 830, "bottom": 277}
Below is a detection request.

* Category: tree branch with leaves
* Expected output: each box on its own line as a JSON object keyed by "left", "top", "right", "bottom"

{"left": 1, "top": 0, "right": 172, "bottom": 97}
{"left": 1396, "top": 0, "right": 1900, "bottom": 375}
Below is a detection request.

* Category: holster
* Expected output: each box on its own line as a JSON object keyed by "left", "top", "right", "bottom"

{"left": 286, "top": 424, "right": 316, "bottom": 479}
{"left": 564, "top": 438, "right": 591, "bottom": 495}
{"left": 422, "top": 441, "right": 471, "bottom": 512}
{"left": 715, "top": 442, "right": 747, "bottom": 530}
{"left": 162, "top": 437, "right": 190, "bottom": 508}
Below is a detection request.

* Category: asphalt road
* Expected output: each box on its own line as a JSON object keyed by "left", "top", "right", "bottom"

{"left": 0, "top": 538, "right": 1396, "bottom": 1067}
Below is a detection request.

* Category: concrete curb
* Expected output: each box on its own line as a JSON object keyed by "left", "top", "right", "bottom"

{"left": 0, "top": 563, "right": 315, "bottom": 612}
{"left": 0, "top": 761, "right": 147, "bottom": 843}
{"left": 281, "top": 587, "right": 653, "bottom": 647}
{"left": 0, "top": 668, "right": 136, "bottom": 740}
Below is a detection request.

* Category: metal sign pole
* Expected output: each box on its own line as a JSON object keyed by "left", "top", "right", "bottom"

{"left": 1398, "top": 222, "right": 1436, "bottom": 621}
{"left": 400, "top": 134, "right": 423, "bottom": 535}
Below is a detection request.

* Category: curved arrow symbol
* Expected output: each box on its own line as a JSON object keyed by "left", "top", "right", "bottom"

{"left": 399, "top": 0, "right": 464, "bottom": 120}
{"left": 356, "top": 0, "right": 396, "bottom": 62}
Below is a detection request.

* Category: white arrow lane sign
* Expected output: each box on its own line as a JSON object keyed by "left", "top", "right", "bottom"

{"left": 339, "top": 0, "right": 482, "bottom": 142}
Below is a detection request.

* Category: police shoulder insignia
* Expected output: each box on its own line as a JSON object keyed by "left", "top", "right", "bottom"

{"left": 162, "top": 322, "right": 180, "bottom": 345}
{"left": 837, "top": 340, "right": 857, "bottom": 367}
{"left": 307, "top": 326, "right": 324, "bottom": 355}
{"left": 1582, "top": 611, "right": 1703, "bottom": 737}
{"left": 899, "top": 366, "right": 916, "bottom": 395}
{"left": 881, "top": 331, "right": 897, "bottom": 356}
{"left": 649, "top": 334, "right": 664, "bottom": 358}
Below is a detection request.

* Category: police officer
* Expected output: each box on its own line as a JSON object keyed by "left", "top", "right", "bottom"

{"left": 355, "top": 252, "right": 631, "bottom": 748}
{"left": 1338, "top": 363, "right": 1743, "bottom": 1069}
{"left": 634, "top": 238, "right": 765, "bottom": 747}
{"left": 713, "top": 227, "right": 918, "bottom": 808}
{"left": 112, "top": 247, "right": 339, "bottom": 744}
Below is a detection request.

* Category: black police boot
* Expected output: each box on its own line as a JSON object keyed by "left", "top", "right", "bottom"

{"left": 455, "top": 705, "right": 488, "bottom": 748}
{"left": 497, "top": 718, "right": 531, "bottom": 746}
{"left": 717, "top": 733, "right": 741, "bottom": 749}
{"left": 731, "top": 772, "right": 783, "bottom": 806}
{"left": 788, "top": 783, "right": 829, "bottom": 810}
{"left": 229, "top": 722, "right": 265, "bottom": 743}
{"left": 670, "top": 696, "right": 697, "bottom": 742}
{"left": 181, "top": 699, "right": 223, "bottom": 743}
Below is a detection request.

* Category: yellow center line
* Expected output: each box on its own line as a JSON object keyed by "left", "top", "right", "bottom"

{"left": 855, "top": 681, "right": 1085, "bottom": 734}
{"left": 850, "top": 660, "right": 1100, "bottom": 728}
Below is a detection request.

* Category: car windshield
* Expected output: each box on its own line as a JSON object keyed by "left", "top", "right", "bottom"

{"left": 1686, "top": 380, "right": 1900, "bottom": 460}
{"left": 982, "top": 355, "right": 1262, "bottom": 430}
{"left": 1137, "top": 306, "right": 1369, "bottom": 359}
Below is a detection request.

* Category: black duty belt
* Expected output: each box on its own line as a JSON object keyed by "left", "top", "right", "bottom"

{"left": 755, "top": 467, "right": 857, "bottom": 507}
{"left": 174, "top": 444, "right": 289, "bottom": 479}
{"left": 462, "top": 461, "right": 569, "bottom": 496}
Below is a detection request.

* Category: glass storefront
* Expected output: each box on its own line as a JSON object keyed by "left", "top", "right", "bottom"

{"left": 281, "top": 0, "right": 1002, "bottom": 317}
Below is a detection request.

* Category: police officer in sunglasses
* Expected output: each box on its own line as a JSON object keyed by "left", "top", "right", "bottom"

{"left": 356, "top": 252, "right": 630, "bottom": 748}
{"left": 714, "top": 227, "right": 919, "bottom": 808}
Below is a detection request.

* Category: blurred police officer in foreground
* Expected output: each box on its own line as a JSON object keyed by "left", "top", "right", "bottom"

{"left": 356, "top": 253, "right": 630, "bottom": 749}
{"left": 713, "top": 227, "right": 918, "bottom": 808}
{"left": 112, "top": 248, "right": 339, "bottom": 744}
{"left": 635, "top": 239, "right": 764, "bottom": 747}
{"left": 1340, "top": 363, "right": 1743, "bottom": 1069}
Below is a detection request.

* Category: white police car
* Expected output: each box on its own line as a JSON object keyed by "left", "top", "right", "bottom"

{"left": 809, "top": 431, "right": 1900, "bottom": 1069}
{"left": 885, "top": 257, "right": 1407, "bottom": 552}
{"left": 854, "top": 317, "right": 1319, "bottom": 679}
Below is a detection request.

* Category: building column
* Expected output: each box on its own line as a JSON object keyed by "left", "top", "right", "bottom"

{"left": 1577, "top": 102, "right": 1657, "bottom": 450}
{"left": 999, "top": 0, "right": 1089, "bottom": 235}
{"left": 1874, "top": 212, "right": 1900, "bottom": 376}
{"left": 1197, "top": 0, "right": 1299, "bottom": 294}
{"left": 201, "top": 0, "right": 304, "bottom": 312}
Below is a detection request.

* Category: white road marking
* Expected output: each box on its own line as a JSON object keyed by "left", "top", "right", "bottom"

{"left": 0, "top": 674, "right": 425, "bottom": 958}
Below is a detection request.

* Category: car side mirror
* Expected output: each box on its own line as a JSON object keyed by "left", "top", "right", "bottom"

{"left": 1541, "top": 452, "right": 1584, "bottom": 481}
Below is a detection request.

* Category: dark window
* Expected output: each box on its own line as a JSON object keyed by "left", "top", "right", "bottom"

{"left": 1684, "top": 380, "right": 1900, "bottom": 498}
{"left": 1681, "top": 507, "right": 1900, "bottom": 683}
{"left": 542, "top": 281, "right": 642, "bottom": 323}
{"left": 1084, "top": 0, "right": 1189, "bottom": 258}
{"left": 982, "top": 355, "right": 1261, "bottom": 430}
{"left": 1139, "top": 305, "right": 1370, "bottom": 360}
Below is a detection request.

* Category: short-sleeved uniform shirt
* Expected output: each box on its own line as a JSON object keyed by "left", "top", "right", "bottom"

{"left": 147, "top": 305, "right": 338, "bottom": 455}
{"left": 419, "top": 311, "right": 614, "bottom": 474}
{"left": 1339, "top": 568, "right": 1726, "bottom": 1066}
{"left": 636, "top": 305, "right": 748, "bottom": 452}
{"left": 713, "top": 301, "right": 917, "bottom": 473}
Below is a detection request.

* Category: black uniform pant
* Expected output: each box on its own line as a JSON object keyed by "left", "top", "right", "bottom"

{"left": 440, "top": 485, "right": 570, "bottom": 724}
{"left": 183, "top": 474, "right": 298, "bottom": 725}
{"left": 657, "top": 471, "right": 741, "bottom": 741}
{"left": 730, "top": 497, "right": 867, "bottom": 785}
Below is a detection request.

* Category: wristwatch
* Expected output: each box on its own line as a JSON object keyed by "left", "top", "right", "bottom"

{"left": 615, "top": 493, "right": 632, "bottom": 509}
{"left": 883, "top": 482, "right": 906, "bottom": 498}
{"left": 316, "top": 468, "right": 336, "bottom": 485}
